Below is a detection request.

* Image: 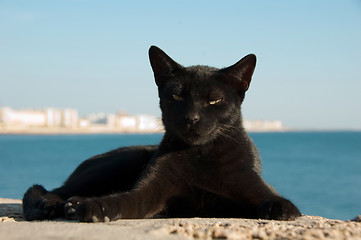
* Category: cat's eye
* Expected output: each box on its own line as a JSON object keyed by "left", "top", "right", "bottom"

{"left": 209, "top": 98, "right": 223, "bottom": 105}
{"left": 172, "top": 94, "right": 184, "bottom": 101}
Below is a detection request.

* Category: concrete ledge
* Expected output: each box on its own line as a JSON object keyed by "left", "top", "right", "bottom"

{"left": 1, "top": 198, "right": 361, "bottom": 240}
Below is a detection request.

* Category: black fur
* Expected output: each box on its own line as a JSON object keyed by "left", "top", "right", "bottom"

{"left": 23, "top": 46, "right": 301, "bottom": 222}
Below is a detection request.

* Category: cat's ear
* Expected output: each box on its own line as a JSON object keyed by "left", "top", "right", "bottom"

{"left": 149, "top": 46, "right": 183, "bottom": 87}
{"left": 220, "top": 54, "right": 256, "bottom": 92}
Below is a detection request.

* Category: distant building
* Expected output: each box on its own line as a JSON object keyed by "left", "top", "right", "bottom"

{"left": 85, "top": 112, "right": 108, "bottom": 124}
{"left": 0, "top": 107, "right": 79, "bottom": 128}
{"left": 78, "top": 118, "right": 90, "bottom": 128}
{"left": 60, "top": 109, "right": 78, "bottom": 128}
{"left": 0, "top": 107, "right": 46, "bottom": 127}
{"left": 243, "top": 120, "right": 285, "bottom": 131}
{"left": 105, "top": 112, "right": 161, "bottom": 132}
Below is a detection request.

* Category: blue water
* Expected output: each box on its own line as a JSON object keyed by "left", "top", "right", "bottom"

{"left": 0, "top": 132, "right": 360, "bottom": 220}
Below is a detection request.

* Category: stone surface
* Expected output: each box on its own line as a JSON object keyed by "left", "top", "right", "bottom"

{"left": 1, "top": 198, "right": 361, "bottom": 240}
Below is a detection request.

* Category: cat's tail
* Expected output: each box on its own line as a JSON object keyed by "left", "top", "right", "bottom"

{"left": 22, "top": 185, "right": 65, "bottom": 221}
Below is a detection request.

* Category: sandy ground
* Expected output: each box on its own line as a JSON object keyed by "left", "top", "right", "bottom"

{"left": 1, "top": 198, "right": 361, "bottom": 240}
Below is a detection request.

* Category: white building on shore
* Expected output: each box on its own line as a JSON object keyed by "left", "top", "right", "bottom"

{"left": 0, "top": 107, "right": 78, "bottom": 128}
{"left": 243, "top": 120, "right": 285, "bottom": 132}
{"left": 106, "top": 112, "right": 161, "bottom": 132}
{"left": 0, "top": 107, "right": 162, "bottom": 133}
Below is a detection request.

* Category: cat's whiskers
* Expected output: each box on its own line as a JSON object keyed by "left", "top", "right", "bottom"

{"left": 144, "top": 123, "right": 165, "bottom": 134}
{"left": 155, "top": 123, "right": 165, "bottom": 133}
{"left": 216, "top": 124, "right": 243, "bottom": 145}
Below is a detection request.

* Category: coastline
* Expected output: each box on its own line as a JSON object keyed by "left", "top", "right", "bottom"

{"left": 1, "top": 198, "right": 360, "bottom": 240}
{"left": 0, "top": 127, "right": 164, "bottom": 135}
{"left": 1, "top": 127, "right": 360, "bottom": 135}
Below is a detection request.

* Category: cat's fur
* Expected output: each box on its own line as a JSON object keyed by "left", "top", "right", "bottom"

{"left": 23, "top": 46, "right": 301, "bottom": 222}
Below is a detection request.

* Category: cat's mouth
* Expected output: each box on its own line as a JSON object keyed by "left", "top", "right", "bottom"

{"left": 178, "top": 128, "right": 217, "bottom": 146}
{"left": 183, "top": 131, "right": 202, "bottom": 139}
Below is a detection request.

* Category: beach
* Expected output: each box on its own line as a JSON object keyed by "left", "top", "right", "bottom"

{"left": 1, "top": 198, "right": 361, "bottom": 240}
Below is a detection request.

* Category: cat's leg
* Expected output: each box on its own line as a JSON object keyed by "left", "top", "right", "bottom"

{"left": 68, "top": 182, "right": 177, "bottom": 222}
{"left": 196, "top": 171, "right": 301, "bottom": 220}
{"left": 243, "top": 175, "right": 301, "bottom": 220}
{"left": 67, "top": 158, "right": 183, "bottom": 222}
{"left": 242, "top": 178, "right": 301, "bottom": 220}
{"left": 22, "top": 145, "right": 157, "bottom": 221}
{"left": 241, "top": 175, "right": 301, "bottom": 220}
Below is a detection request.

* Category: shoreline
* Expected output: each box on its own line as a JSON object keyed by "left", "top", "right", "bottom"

{"left": 1, "top": 198, "right": 360, "bottom": 240}
{"left": 0, "top": 128, "right": 360, "bottom": 135}
{"left": 0, "top": 128, "right": 164, "bottom": 135}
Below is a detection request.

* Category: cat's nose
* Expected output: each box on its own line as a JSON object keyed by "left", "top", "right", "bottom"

{"left": 185, "top": 113, "right": 200, "bottom": 125}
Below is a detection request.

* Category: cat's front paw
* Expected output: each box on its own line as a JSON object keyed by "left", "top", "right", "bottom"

{"left": 75, "top": 198, "right": 119, "bottom": 223}
{"left": 64, "top": 196, "right": 85, "bottom": 220}
{"left": 257, "top": 197, "right": 301, "bottom": 221}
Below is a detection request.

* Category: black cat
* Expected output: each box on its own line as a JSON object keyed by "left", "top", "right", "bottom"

{"left": 23, "top": 46, "right": 301, "bottom": 222}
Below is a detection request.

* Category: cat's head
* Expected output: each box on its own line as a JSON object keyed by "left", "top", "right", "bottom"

{"left": 149, "top": 46, "right": 256, "bottom": 146}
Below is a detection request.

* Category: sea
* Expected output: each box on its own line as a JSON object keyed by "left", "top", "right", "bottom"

{"left": 0, "top": 131, "right": 360, "bottom": 220}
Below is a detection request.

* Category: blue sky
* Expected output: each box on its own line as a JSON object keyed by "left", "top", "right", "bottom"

{"left": 0, "top": 0, "right": 360, "bottom": 129}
